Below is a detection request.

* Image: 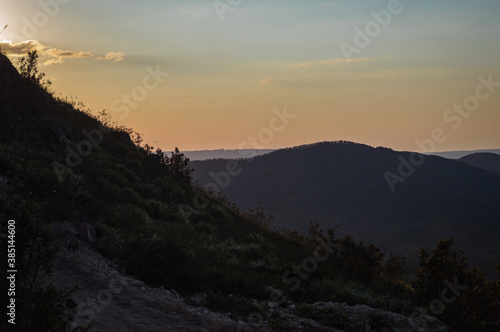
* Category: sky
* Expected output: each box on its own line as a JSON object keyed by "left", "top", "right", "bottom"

{"left": 1, "top": 0, "right": 500, "bottom": 152}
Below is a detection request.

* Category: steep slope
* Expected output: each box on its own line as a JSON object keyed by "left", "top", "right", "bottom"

{"left": 191, "top": 141, "right": 500, "bottom": 276}
{"left": 458, "top": 152, "right": 500, "bottom": 174}
{"left": 1, "top": 51, "right": 306, "bottom": 329}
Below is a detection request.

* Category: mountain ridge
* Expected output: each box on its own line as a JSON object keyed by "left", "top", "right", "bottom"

{"left": 191, "top": 141, "right": 500, "bottom": 278}
{"left": 458, "top": 152, "right": 500, "bottom": 174}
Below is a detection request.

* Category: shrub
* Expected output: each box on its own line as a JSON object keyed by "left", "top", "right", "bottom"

{"left": 17, "top": 50, "right": 52, "bottom": 90}
{"left": 414, "top": 238, "right": 500, "bottom": 330}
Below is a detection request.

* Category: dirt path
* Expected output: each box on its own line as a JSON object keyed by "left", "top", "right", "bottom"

{"left": 48, "top": 222, "right": 451, "bottom": 332}
{"left": 49, "top": 223, "right": 259, "bottom": 332}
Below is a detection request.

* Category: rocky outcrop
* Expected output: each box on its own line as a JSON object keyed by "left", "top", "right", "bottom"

{"left": 73, "top": 222, "right": 97, "bottom": 246}
{"left": 283, "top": 302, "right": 452, "bottom": 332}
{"left": 50, "top": 222, "right": 261, "bottom": 331}
{"left": 49, "top": 222, "right": 452, "bottom": 332}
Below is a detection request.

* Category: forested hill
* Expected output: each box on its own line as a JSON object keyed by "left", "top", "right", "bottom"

{"left": 459, "top": 152, "right": 500, "bottom": 174}
{"left": 191, "top": 141, "right": 500, "bottom": 278}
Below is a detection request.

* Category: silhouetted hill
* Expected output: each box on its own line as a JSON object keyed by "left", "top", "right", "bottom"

{"left": 458, "top": 152, "right": 500, "bottom": 174}
{"left": 191, "top": 141, "right": 500, "bottom": 277}
{"left": 428, "top": 149, "right": 500, "bottom": 159}
{"left": 181, "top": 149, "right": 275, "bottom": 161}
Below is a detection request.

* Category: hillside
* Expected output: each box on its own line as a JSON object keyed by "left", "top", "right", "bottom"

{"left": 0, "top": 51, "right": 306, "bottom": 330}
{"left": 458, "top": 152, "right": 500, "bottom": 174}
{"left": 191, "top": 141, "right": 500, "bottom": 278}
{"left": 1, "top": 51, "right": 498, "bottom": 331}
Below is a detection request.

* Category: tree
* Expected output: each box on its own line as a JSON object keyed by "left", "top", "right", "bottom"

{"left": 17, "top": 50, "right": 52, "bottom": 89}
{"left": 382, "top": 254, "right": 406, "bottom": 282}
{"left": 157, "top": 147, "right": 193, "bottom": 182}
{"left": 413, "top": 238, "right": 500, "bottom": 329}
{"left": 413, "top": 238, "right": 468, "bottom": 304}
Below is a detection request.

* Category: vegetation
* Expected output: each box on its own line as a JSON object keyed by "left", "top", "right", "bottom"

{"left": 413, "top": 239, "right": 500, "bottom": 330}
{"left": 17, "top": 50, "right": 52, "bottom": 90}
{"left": 0, "top": 51, "right": 499, "bottom": 331}
{"left": 190, "top": 140, "right": 500, "bottom": 281}
{"left": 1, "top": 192, "right": 79, "bottom": 331}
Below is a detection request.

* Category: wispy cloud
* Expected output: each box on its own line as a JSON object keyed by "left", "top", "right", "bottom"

{"left": 96, "top": 51, "right": 125, "bottom": 62}
{"left": 259, "top": 77, "right": 274, "bottom": 85}
{"left": 0, "top": 40, "right": 42, "bottom": 55}
{"left": 287, "top": 58, "right": 371, "bottom": 70}
{"left": 318, "top": 58, "right": 369, "bottom": 65}
{"left": 0, "top": 40, "right": 125, "bottom": 65}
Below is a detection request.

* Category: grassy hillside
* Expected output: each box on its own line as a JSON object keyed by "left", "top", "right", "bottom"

{"left": 1, "top": 51, "right": 499, "bottom": 331}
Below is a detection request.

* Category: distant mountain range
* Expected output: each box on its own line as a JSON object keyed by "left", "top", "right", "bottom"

{"left": 191, "top": 141, "right": 500, "bottom": 278}
{"left": 180, "top": 149, "right": 275, "bottom": 161}
{"left": 429, "top": 149, "right": 500, "bottom": 159}
{"left": 182, "top": 148, "right": 500, "bottom": 161}
{"left": 458, "top": 152, "right": 500, "bottom": 174}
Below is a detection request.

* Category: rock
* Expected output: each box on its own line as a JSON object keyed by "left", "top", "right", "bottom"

{"left": 43, "top": 218, "right": 453, "bottom": 332}
{"left": 74, "top": 222, "right": 97, "bottom": 246}
{"left": 303, "top": 302, "right": 453, "bottom": 332}
{"left": 130, "top": 280, "right": 143, "bottom": 287}
{"left": 171, "top": 289, "right": 180, "bottom": 298}
{"left": 190, "top": 293, "right": 208, "bottom": 306}
{"left": 268, "top": 302, "right": 279, "bottom": 308}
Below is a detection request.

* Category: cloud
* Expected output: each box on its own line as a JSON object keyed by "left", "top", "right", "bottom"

{"left": 96, "top": 51, "right": 125, "bottom": 62}
{"left": 296, "top": 62, "right": 312, "bottom": 69}
{"left": 0, "top": 40, "right": 125, "bottom": 65}
{"left": 0, "top": 40, "right": 43, "bottom": 55}
{"left": 288, "top": 58, "right": 370, "bottom": 70}
{"left": 259, "top": 77, "right": 274, "bottom": 85}
{"left": 43, "top": 57, "right": 65, "bottom": 66}
{"left": 318, "top": 58, "right": 369, "bottom": 65}
{"left": 43, "top": 48, "right": 94, "bottom": 65}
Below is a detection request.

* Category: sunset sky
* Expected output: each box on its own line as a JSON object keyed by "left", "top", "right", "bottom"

{"left": 2, "top": 0, "right": 500, "bottom": 152}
